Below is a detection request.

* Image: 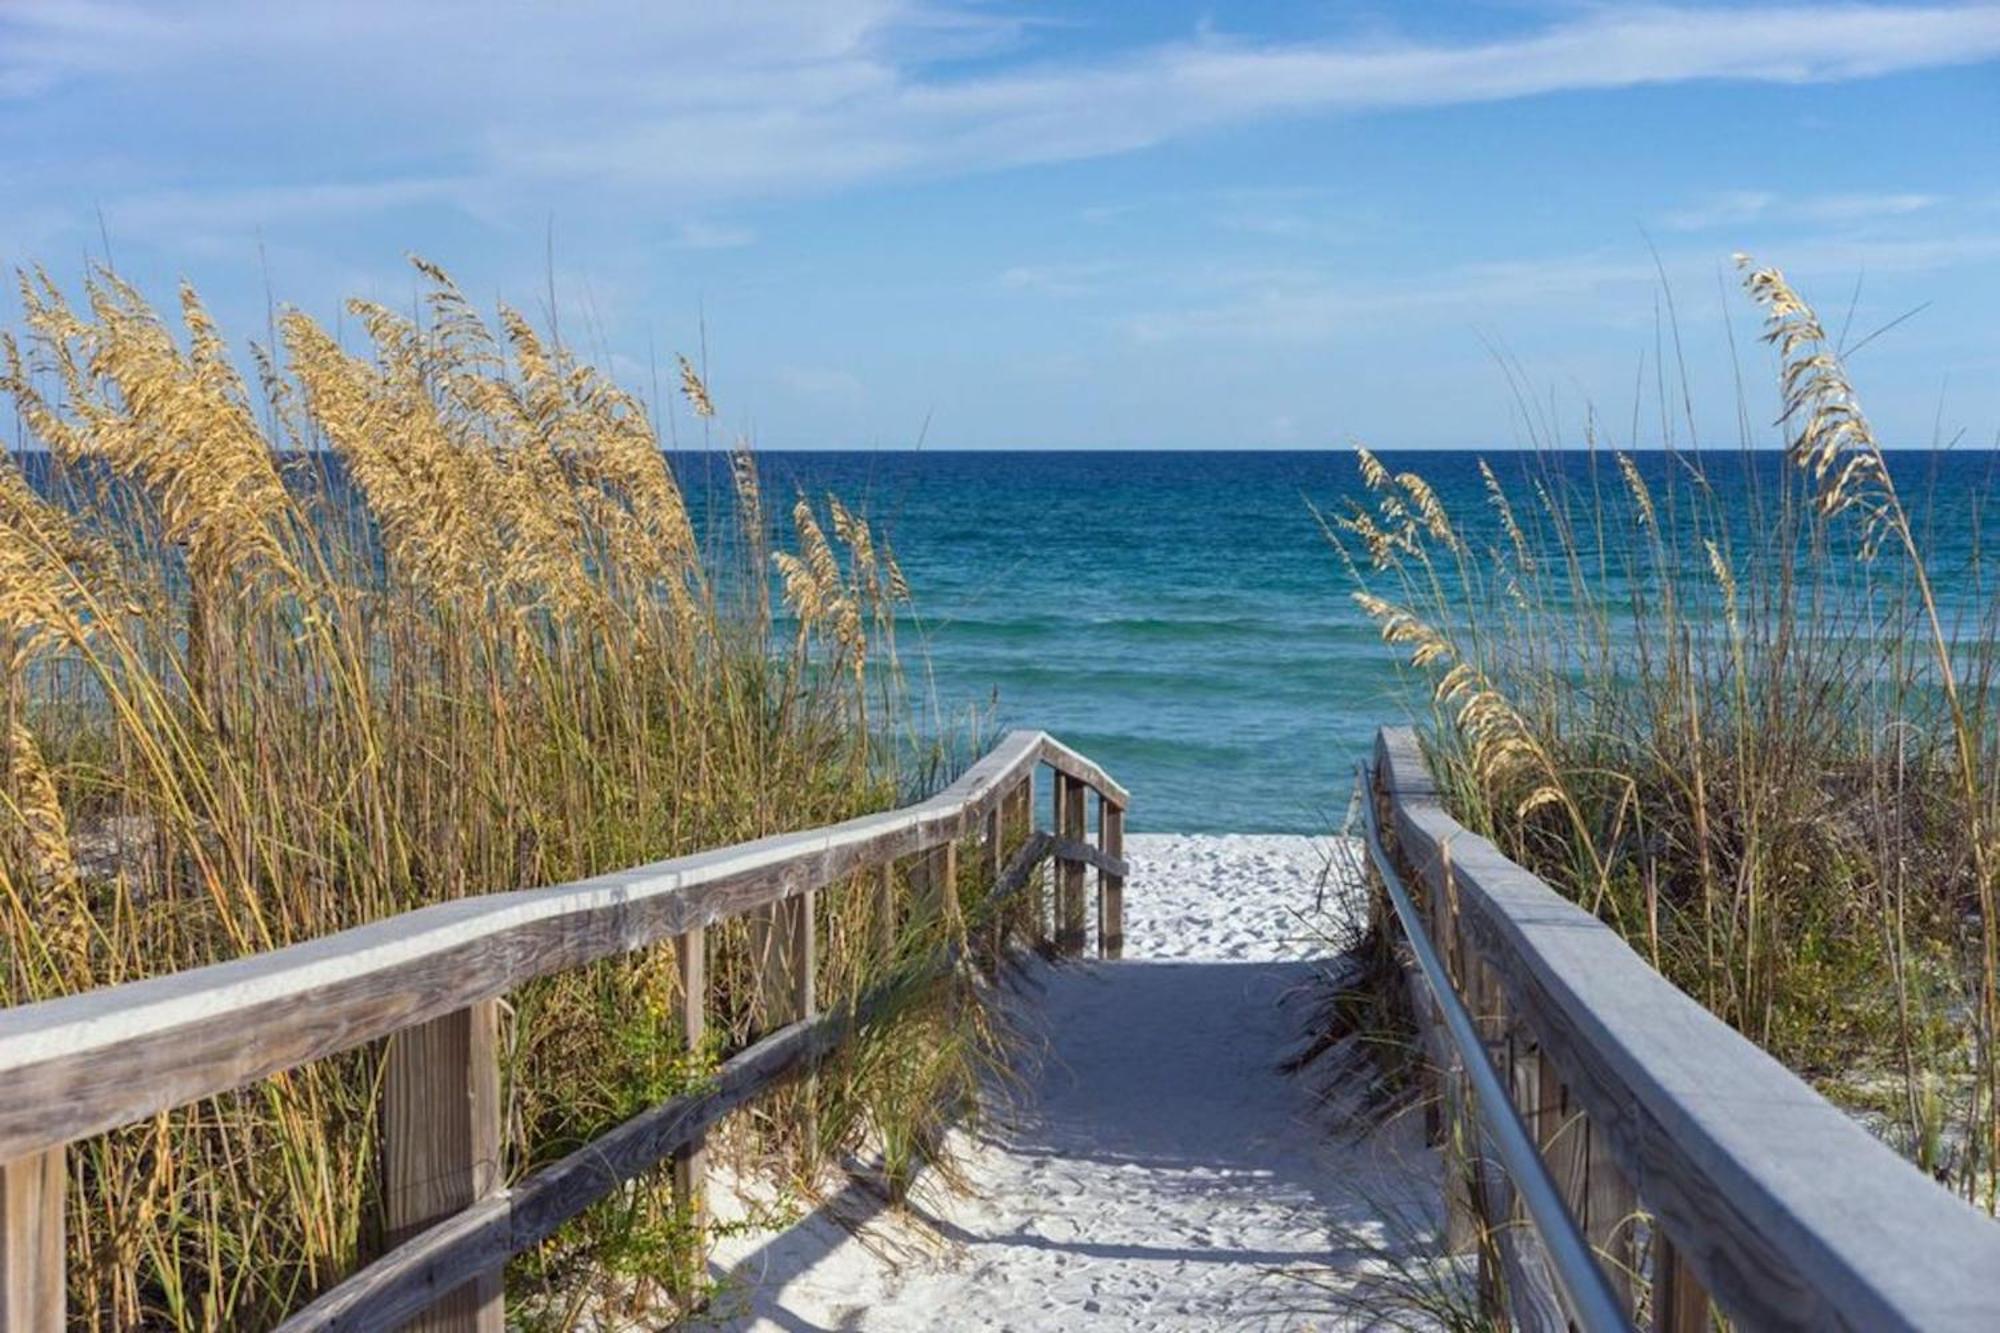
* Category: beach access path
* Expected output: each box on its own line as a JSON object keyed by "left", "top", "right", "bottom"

{"left": 704, "top": 833, "right": 1441, "bottom": 1331}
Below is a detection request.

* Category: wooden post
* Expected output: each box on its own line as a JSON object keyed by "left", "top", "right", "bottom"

{"left": 383, "top": 1001, "right": 504, "bottom": 1332}
{"left": 1098, "top": 796, "right": 1124, "bottom": 959}
{"left": 983, "top": 807, "right": 1005, "bottom": 972}
{"left": 1058, "top": 776, "right": 1087, "bottom": 954}
{"left": 1586, "top": 1120, "right": 1639, "bottom": 1311}
{"left": 1534, "top": 1051, "right": 1591, "bottom": 1246}
{"left": 986, "top": 807, "right": 1003, "bottom": 885}
{"left": 1001, "top": 777, "right": 1032, "bottom": 955}
{"left": 1032, "top": 772, "right": 1055, "bottom": 948}
{"left": 671, "top": 927, "right": 707, "bottom": 1271}
{"left": 874, "top": 861, "right": 898, "bottom": 966}
{"left": 1364, "top": 772, "right": 1443, "bottom": 1148}
{"left": 934, "top": 837, "right": 960, "bottom": 930}
{"left": 1406, "top": 832, "right": 1477, "bottom": 1259}
{"left": 751, "top": 889, "right": 817, "bottom": 1165}
{"left": 1, "top": 1147, "right": 64, "bottom": 1332}
{"left": 1460, "top": 939, "right": 1506, "bottom": 1325}
{"left": 1651, "top": 1229, "right": 1709, "bottom": 1333}
{"left": 1019, "top": 775, "right": 1040, "bottom": 945}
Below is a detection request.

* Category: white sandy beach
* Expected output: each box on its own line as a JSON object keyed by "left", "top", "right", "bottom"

{"left": 702, "top": 833, "right": 1441, "bottom": 1331}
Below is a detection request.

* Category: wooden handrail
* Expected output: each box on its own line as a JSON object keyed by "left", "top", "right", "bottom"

{"left": 0, "top": 730, "right": 1130, "bottom": 1330}
{"left": 278, "top": 827, "right": 1074, "bottom": 1331}
{"left": 1373, "top": 725, "right": 2000, "bottom": 1332}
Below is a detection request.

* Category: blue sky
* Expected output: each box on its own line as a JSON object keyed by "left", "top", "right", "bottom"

{"left": 2, "top": 1, "right": 1997, "bottom": 449}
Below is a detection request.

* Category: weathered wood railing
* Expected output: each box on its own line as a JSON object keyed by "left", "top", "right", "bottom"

{"left": 1366, "top": 726, "right": 2000, "bottom": 1332}
{"left": 0, "top": 729, "right": 1128, "bottom": 1331}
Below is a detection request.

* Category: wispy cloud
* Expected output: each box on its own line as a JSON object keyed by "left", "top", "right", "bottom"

{"left": 8, "top": 2, "right": 2000, "bottom": 228}
{"left": 1120, "top": 233, "right": 2000, "bottom": 344}
{"left": 1666, "top": 189, "right": 1945, "bottom": 230}
{"left": 1663, "top": 190, "right": 1782, "bottom": 231}
{"left": 106, "top": 179, "right": 463, "bottom": 234}
{"left": 1122, "top": 253, "right": 1659, "bottom": 344}
{"left": 998, "top": 261, "right": 1118, "bottom": 297}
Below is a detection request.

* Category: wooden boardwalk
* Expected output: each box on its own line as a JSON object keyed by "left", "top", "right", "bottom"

{"left": 4, "top": 728, "right": 1999, "bottom": 1330}
{"left": 707, "top": 835, "right": 1429, "bottom": 1331}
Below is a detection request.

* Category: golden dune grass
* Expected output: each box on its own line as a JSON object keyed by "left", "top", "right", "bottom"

{"left": 1335, "top": 261, "right": 2000, "bottom": 1207}
{"left": 0, "top": 259, "right": 993, "bottom": 1328}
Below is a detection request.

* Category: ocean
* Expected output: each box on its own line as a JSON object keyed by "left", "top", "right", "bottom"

{"left": 19, "top": 446, "right": 1995, "bottom": 834}
{"left": 686, "top": 449, "right": 2000, "bottom": 834}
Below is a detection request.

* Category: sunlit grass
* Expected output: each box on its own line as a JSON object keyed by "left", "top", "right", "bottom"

{"left": 1335, "top": 257, "right": 2000, "bottom": 1208}
{"left": 0, "top": 258, "right": 996, "bottom": 1327}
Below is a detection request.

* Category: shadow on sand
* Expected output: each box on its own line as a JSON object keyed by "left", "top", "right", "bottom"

{"left": 704, "top": 955, "right": 1440, "bottom": 1330}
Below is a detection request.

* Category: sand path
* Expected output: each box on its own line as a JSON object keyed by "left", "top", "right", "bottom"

{"left": 704, "top": 834, "right": 1434, "bottom": 1331}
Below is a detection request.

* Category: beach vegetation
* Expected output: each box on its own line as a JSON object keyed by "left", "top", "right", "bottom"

{"left": 0, "top": 258, "right": 998, "bottom": 1327}
{"left": 1337, "top": 257, "right": 2000, "bottom": 1208}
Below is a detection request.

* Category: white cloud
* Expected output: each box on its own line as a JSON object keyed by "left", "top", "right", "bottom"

{"left": 1667, "top": 189, "right": 1944, "bottom": 230}
{"left": 6, "top": 2, "right": 1999, "bottom": 225}
{"left": 1799, "top": 192, "right": 1944, "bottom": 222}
{"left": 1664, "top": 190, "right": 1782, "bottom": 231}
{"left": 1120, "top": 234, "right": 2000, "bottom": 345}
{"left": 998, "top": 262, "right": 1117, "bottom": 297}
{"left": 105, "top": 179, "right": 462, "bottom": 233}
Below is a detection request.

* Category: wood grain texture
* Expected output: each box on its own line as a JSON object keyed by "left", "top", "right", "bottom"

{"left": 671, "top": 927, "right": 707, "bottom": 1242}
{"left": 750, "top": 887, "right": 814, "bottom": 1043}
{"left": 1098, "top": 797, "right": 1124, "bottom": 960}
{"left": 382, "top": 1001, "right": 503, "bottom": 1332}
{"left": 0, "top": 731, "right": 1122, "bottom": 1163}
{"left": 1651, "top": 1231, "right": 1710, "bottom": 1333}
{"left": 982, "top": 808, "right": 1005, "bottom": 973}
{"left": 282, "top": 828, "right": 1070, "bottom": 1333}
{"left": 1533, "top": 1045, "right": 1602, "bottom": 1321}
{"left": 1056, "top": 773, "right": 1088, "bottom": 955}
{"left": 1049, "top": 771, "right": 1070, "bottom": 951}
{"left": 1586, "top": 1118, "right": 1640, "bottom": 1312}
{"left": 873, "top": 862, "right": 897, "bottom": 968}
{"left": 1377, "top": 726, "right": 2000, "bottom": 1333}
{"left": 280, "top": 1011, "right": 839, "bottom": 1333}
{"left": 0, "top": 1148, "right": 63, "bottom": 1333}
{"left": 930, "top": 840, "right": 959, "bottom": 930}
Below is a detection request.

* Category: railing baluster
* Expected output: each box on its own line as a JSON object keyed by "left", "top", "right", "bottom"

{"left": 1098, "top": 795, "right": 1124, "bottom": 959}
{"left": 1034, "top": 772, "right": 1058, "bottom": 948}
{"left": 874, "top": 860, "right": 898, "bottom": 966}
{"left": 936, "top": 834, "right": 960, "bottom": 930}
{"left": 1, "top": 1146, "right": 65, "bottom": 1332}
{"left": 1058, "top": 775, "right": 1087, "bottom": 954}
{"left": 382, "top": 1001, "right": 504, "bottom": 1332}
{"left": 1650, "top": 1230, "right": 1710, "bottom": 1333}
{"left": 985, "top": 806, "right": 1002, "bottom": 889}
{"left": 982, "top": 807, "right": 1005, "bottom": 972}
{"left": 751, "top": 887, "right": 817, "bottom": 1168}
{"left": 671, "top": 925, "right": 707, "bottom": 1282}
{"left": 1584, "top": 1120, "right": 1638, "bottom": 1312}
{"left": 1535, "top": 1052, "right": 1591, "bottom": 1256}
{"left": 1437, "top": 884, "right": 1479, "bottom": 1259}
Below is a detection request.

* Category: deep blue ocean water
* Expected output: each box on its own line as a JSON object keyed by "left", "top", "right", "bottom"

{"left": 20, "top": 447, "right": 1997, "bottom": 834}
{"left": 701, "top": 450, "right": 1389, "bottom": 834}
{"left": 690, "top": 449, "right": 2000, "bottom": 834}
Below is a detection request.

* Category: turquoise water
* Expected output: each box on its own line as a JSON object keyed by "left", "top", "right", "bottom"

{"left": 693, "top": 449, "right": 2000, "bottom": 834}
{"left": 25, "top": 447, "right": 1990, "bottom": 834}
